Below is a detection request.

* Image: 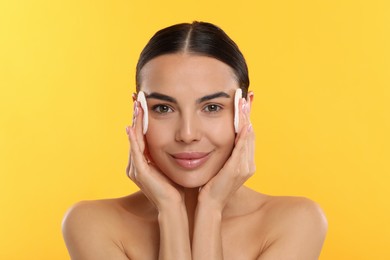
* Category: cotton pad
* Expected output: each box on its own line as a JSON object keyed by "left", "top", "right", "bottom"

{"left": 234, "top": 88, "right": 242, "bottom": 133}
{"left": 137, "top": 91, "right": 148, "bottom": 134}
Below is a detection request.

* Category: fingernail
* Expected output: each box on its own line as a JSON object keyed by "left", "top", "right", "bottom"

{"left": 132, "top": 104, "right": 138, "bottom": 128}
{"left": 133, "top": 101, "right": 138, "bottom": 115}
{"left": 131, "top": 101, "right": 138, "bottom": 128}
{"left": 241, "top": 98, "right": 247, "bottom": 112}
{"left": 125, "top": 126, "right": 130, "bottom": 135}
{"left": 242, "top": 98, "right": 250, "bottom": 114}
{"left": 132, "top": 101, "right": 139, "bottom": 126}
{"left": 247, "top": 123, "right": 253, "bottom": 132}
{"left": 244, "top": 103, "right": 250, "bottom": 114}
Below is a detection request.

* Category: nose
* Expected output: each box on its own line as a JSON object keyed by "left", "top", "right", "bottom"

{"left": 175, "top": 113, "right": 201, "bottom": 144}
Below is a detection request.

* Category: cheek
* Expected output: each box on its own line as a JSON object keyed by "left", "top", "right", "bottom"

{"left": 145, "top": 119, "right": 171, "bottom": 153}
{"left": 204, "top": 115, "right": 235, "bottom": 147}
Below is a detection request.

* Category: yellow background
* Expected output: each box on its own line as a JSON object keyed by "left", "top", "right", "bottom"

{"left": 1, "top": 0, "right": 389, "bottom": 259}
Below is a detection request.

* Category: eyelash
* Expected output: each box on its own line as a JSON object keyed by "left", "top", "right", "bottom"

{"left": 203, "top": 104, "right": 223, "bottom": 113}
{"left": 151, "top": 103, "right": 223, "bottom": 115}
{"left": 151, "top": 104, "right": 174, "bottom": 114}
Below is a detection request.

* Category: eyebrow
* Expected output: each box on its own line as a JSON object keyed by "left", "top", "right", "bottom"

{"left": 196, "top": 92, "right": 230, "bottom": 103}
{"left": 146, "top": 92, "right": 177, "bottom": 103}
{"left": 146, "top": 91, "right": 231, "bottom": 104}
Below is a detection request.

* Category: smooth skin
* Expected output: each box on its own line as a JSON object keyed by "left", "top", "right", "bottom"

{"left": 62, "top": 54, "right": 328, "bottom": 260}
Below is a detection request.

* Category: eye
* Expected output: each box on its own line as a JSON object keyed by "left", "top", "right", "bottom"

{"left": 152, "top": 104, "right": 174, "bottom": 114}
{"left": 203, "top": 104, "right": 222, "bottom": 113}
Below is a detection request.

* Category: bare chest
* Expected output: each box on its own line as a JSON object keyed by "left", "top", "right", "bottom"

{"left": 120, "top": 213, "right": 268, "bottom": 260}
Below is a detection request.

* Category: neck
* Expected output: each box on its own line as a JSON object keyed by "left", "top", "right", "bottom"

{"left": 183, "top": 187, "right": 200, "bottom": 243}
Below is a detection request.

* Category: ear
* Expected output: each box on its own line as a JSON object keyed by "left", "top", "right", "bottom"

{"left": 246, "top": 91, "right": 254, "bottom": 112}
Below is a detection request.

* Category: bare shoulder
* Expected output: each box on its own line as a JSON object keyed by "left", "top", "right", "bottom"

{"left": 258, "top": 195, "right": 328, "bottom": 259}
{"left": 61, "top": 199, "right": 127, "bottom": 259}
{"left": 262, "top": 195, "right": 328, "bottom": 228}
{"left": 62, "top": 193, "right": 154, "bottom": 260}
{"left": 62, "top": 197, "right": 127, "bottom": 233}
{"left": 63, "top": 198, "right": 117, "bottom": 220}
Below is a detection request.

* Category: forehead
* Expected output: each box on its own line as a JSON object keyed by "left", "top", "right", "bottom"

{"left": 139, "top": 54, "right": 238, "bottom": 95}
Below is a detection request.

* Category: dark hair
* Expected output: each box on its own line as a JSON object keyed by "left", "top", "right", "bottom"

{"left": 136, "top": 21, "right": 250, "bottom": 97}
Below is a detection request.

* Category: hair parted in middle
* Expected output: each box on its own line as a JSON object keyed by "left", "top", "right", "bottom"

{"left": 135, "top": 21, "right": 250, "bottom": 97}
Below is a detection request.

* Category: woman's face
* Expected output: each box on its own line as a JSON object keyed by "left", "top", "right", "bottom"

{"left": 139, "top": 54, "right": 239, "bottom": 188}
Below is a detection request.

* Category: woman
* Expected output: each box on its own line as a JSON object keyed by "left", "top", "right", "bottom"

{"left": 62, "top": 21, "right": 327, "bottom": 259}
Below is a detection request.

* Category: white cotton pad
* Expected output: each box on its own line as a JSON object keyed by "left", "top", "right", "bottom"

{"left": 137, "top": 91, "right": 148, "bottom": 134}
{"left": 234, "top": 88, "right": 242, "bottom": 133}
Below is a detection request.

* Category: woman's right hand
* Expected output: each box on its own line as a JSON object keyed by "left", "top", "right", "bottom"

{"left": 127, "top": 100, "right": 192, "bottom": 260}
{"left": 126, "top": 101, "right": 184, "bottom": 211}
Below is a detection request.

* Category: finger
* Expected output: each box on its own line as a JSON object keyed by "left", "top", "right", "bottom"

{"left": 222, "top": 124, "right": 248, "bottom": 176}
{"left": 236, "top": 98, "right": 249, "bottom": 144}
{"left": 133, "top": 100, "right": 146, "bottom": 152}
{"left": 247, "top": 124, "right": 256, "bottom": 174}
{"left": 129, "top": 154, "right": 141, "bottom": 186}
{"left": 126, "top": 152, "right": 131, "bottom": 177}
{"left": 238, "top": 96, "right": 255, "bottom": 175}
{"left": 128, "top": 129, "right": 149, "bottom": 189}
{"left": 234, "top": 116, "right": 250, "bottom": 153}
{"left": 129, "top": 155, "right": 137, "bottom": 181}
{"left": 125, "top": 125, "right": 133, "bottom": 177}
{"left": 128, "top": 126, "right": 148, "bottom": 169}
{"left": 126, "top": 101, "right": 145, "bottom": 175}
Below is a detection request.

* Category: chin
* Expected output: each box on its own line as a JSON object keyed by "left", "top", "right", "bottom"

{"left": 166, "top": 171, "right": 214, "bottom": 189}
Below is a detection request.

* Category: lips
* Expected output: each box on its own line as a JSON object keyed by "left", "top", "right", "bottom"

{"left": 170, "top": 152, "right": 211, "bottom": 169}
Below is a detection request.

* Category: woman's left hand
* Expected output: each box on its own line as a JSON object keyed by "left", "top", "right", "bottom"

{"left": 197, "top": 97, "right": 256, "bottom": 212}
